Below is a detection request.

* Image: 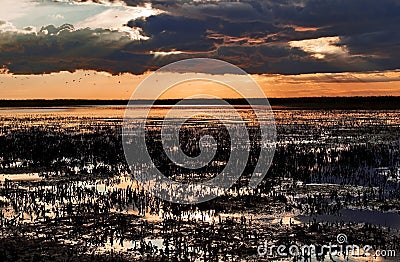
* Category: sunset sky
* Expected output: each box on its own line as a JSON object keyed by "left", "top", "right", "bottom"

{"left": 0, "top": 0, "right": 399, "bottom": 99}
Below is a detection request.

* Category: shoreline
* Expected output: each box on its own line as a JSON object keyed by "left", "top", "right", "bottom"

{"left": 0, "top": 96, "right": 400, "bottom": 110}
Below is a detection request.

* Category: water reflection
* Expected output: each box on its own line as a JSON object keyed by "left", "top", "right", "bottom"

{"left": 0, "top": 106, "right": 399, "bottom": 261}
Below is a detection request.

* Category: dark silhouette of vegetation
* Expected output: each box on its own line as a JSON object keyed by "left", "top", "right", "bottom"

{"left": 1, "top": 96, "right": 400, "bottom": 109}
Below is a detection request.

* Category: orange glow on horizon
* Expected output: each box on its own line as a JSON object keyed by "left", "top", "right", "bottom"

{"left": 0, "top": 70, "right": 400, "bottom": 99}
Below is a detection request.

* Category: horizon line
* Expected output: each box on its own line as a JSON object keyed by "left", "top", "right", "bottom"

{"left": 1, "top": 96, "right": 400, "bottom": 110}
{"left": 1, "top": 95, "right": 400, "bottom": 101}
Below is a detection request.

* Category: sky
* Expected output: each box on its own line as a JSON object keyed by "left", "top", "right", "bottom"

{"left": 0, "top": 0, "right": 399, "bottom": 99}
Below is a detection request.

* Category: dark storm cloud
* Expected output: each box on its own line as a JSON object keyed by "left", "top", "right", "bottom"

{"left": 271, "top": 0, "right": 400, "bottom": 27}
{"left": 1, "top": 0, "right": 399, "bottom": 74}
{"left": 126, "top": 14, "right": 215, "bottom": 52}
{"left": 0, "top": 24, "right": 156, "bottom": 74}
{"left": 122, "top": 13, "right": 338, "bottom": 74}
{"left": 119, "top": 0, "right": 400, "bottom": 74}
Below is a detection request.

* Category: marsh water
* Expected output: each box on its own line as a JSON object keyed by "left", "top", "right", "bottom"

{"left": 0, "top": 106, "right": 399, "bottom": 261}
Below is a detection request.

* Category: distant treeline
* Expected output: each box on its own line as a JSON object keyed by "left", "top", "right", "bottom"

{"left": 0, "top": 97, "right": 400, "bottom": 109}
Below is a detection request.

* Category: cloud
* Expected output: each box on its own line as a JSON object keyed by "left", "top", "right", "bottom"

{"left": 75, "top": 4, "right": 162, "bottom": 39}
{"left": 118, "top": 0, "right": 400, "bottom": 74}
{"left": 0, "top": 24, "right": 147, "bottom": 74}
{"left": 268, "top": 70, "right": 400, "bottom": 84}
{"left": 0, "top": 0, "right": 399, "bottom": 75}
{"left": 49, "top": 14, "right": 65, "bottom": 20}
{"left": 289, "top": 36, "right": 348, "bottom": 59}
{"left": 0, "top": 20, "right": 36, "bottom": 34}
